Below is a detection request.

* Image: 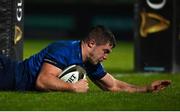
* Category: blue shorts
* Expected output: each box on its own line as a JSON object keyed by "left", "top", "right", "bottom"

{"left": 0, "top": 55, "right": 16, "bottom": 90}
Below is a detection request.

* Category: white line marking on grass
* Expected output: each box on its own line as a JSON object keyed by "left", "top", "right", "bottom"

{"left": 113, "top": 73, "right": 131, "bottom": 77}
{"left": 113, "top": 73, "right": 162, "bottom": 78}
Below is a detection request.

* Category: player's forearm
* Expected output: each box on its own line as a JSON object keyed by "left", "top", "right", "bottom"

{"left": 124, "top": 85, "right": 151, "bottom": 93}
{"left": 97, "top": 73, "right": 152, "bottom": 93}
{"left": 113, "top": 79, "right": 152, "bottom": 93}
{"left": 35, "top": 74, "right": 74, "bottom": 92}
{"left": 44, "top": 79, "right": 74, "bottom": 92}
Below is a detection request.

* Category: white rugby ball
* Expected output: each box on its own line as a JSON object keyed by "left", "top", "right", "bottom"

{"left": 58, "top": 65, "right": 86, "bottom": 83}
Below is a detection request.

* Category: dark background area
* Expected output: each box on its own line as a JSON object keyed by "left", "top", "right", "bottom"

{"left": 24, "top": 0, "right": 135, "bottom": 41}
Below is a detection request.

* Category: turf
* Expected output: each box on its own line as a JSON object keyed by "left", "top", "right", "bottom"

{"left": 0, "top": 39, "right": 180, "bottom": 110}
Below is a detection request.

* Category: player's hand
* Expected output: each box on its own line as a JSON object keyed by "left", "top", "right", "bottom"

{"left": 71, "top": 79, "right": 89, "bottom": 93}
{"left": 148, "top": 80, "right": 171, "bottom": 92}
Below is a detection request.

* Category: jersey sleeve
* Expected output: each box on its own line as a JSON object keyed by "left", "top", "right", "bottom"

{"left": 43, "top": 44, "right": 68, "bottom": 70}
{"left": 86, "top": 63, "right": 107, "bottom": 80}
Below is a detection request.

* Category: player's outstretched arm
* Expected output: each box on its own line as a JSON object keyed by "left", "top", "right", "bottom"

{"left": 93, "top": 73, "right": 171, "bottom": 93}
{"left": 35, "top": 62, "right": 89, "bottom": 93}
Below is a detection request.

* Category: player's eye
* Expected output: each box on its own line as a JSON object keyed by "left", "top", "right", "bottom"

{"left": 103, "top": 49, "right": 110, "bottom": 54}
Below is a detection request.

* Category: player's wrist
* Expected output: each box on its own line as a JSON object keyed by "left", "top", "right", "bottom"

{"left": 69, "top": 83, "right": 80, "bottom": 92}
{"left": 146, "top": 85, "right": 153, "bottom": 93}
{"left": 67, "top": 83, "right": 76, "bottom": 92}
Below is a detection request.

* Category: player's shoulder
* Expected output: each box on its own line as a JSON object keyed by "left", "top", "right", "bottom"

{"left": 49, "top": 40, "right": 80, "bottom": 49}
{"left": 46, "top": 40, "right": 80, "bottom": 55}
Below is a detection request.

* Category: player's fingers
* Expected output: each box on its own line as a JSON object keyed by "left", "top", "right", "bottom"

{"left": 161, "top": 80, "right": 171, "bottom": 86}
{"left": 79, "top": 79, "right": 89, "bottom": 86}
{"left": 78, "top": 79, "right": 86, "bottom": 82}
{"left": 82, "top": 78, "right": 88, "bottom": 82}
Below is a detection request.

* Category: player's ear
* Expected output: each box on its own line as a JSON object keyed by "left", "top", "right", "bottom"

{"left": 87, "top": 39, "right": 96, "bottom": 48}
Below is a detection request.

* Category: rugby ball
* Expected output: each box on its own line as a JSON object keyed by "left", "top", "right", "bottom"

{"left": 58, "top": 65, "right": 86, "bottom": 83}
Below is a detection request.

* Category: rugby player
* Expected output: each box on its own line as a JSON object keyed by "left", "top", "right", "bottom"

{"left": 0, "top": 25, "right": 171, "bottom": 92}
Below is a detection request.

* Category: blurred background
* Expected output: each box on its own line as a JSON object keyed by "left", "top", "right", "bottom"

{"left": 25, "top": 0, "right": 135, "bottom": 41}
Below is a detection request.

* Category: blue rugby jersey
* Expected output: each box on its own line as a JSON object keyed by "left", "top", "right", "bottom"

{"left": 15, "top": 40, "right": 106, "bottom": 90}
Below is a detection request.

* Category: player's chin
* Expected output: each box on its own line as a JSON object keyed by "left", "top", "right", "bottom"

{"left": 89, "top": 59, "right": 101, "bottom": 65}
{"left": 90, "top": 60, "right": 99, "bottom": 65}
{"left": 94, "top": 60, "right": 102, "bottom": 65}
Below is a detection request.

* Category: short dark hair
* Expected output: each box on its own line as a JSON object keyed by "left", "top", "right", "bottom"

{"left": 82, "top": 25, "right": 116, "bottom": 48}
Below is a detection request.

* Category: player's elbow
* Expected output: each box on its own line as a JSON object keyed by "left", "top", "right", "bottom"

{"left": 35, "top": 74, "right": 50, "bottom": 91}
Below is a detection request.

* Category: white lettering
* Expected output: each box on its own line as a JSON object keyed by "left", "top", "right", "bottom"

{"left": 16, "top": 0, "right": 23, "bottom": 21}
{"left": 67, "top": 74, "right": 76, "bottom": 83}
{"left": 146, "top": 0, "right": 166, "bottom": 10}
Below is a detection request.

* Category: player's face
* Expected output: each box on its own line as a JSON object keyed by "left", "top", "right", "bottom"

{"left": 89, "top": 43, "right": 112, "bottom": 65}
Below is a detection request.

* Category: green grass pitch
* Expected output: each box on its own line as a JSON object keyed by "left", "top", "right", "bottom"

{"left": 0, "top": 39, "right": 180, "bottom": 110}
